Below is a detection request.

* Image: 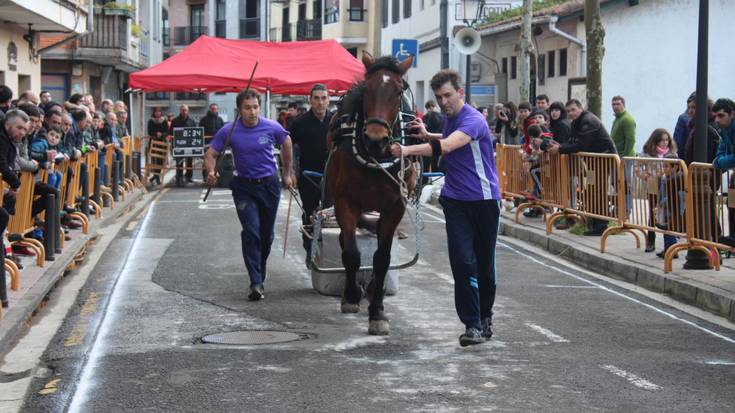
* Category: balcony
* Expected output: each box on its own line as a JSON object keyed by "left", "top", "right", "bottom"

{"left": 296, "top": 19, "right": 321, "bottom": 41}
{"left": 239, "top": 17, "right": 260, "bottom": 39}
{"left": 79, "top": 13, "right": 128, "bottom": 51}
{"left": 173, "top": 26, "right": 207, "bottom": 46}
{"left": 215, "top": 20, "right": 226, "bottom": 38}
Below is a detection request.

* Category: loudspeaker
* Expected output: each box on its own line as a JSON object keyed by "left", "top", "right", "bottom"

{"left": 454, "top": 27, "right": 481, "bottom": 55}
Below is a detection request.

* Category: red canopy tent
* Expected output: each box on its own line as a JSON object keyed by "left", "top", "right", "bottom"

{"left": 129, "top": 35, "right": 365, "bottom": 95}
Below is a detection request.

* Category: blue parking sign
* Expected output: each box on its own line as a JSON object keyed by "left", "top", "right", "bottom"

{"left": 392, "top": 39, "right": 418, "bottom": 68}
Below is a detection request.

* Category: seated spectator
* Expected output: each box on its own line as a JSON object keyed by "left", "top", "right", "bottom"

{"left": 0, "top": 85, "right": 13, "bottom": 120}
{"left": 31, "top": 125, "right": 65, "bottom": 189}
{"left": 116, "top": 110, "right": 129, "bottom": 138}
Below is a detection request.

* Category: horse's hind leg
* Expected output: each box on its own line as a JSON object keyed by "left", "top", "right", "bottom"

{"left": 338, "top": 205, "right": 362, "bottom": 313}
{"left": 367, "top": 203, "right": 404, "bottom": 335}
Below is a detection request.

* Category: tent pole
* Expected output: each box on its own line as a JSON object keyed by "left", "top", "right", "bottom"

{"left": 266, "top": 88, "right": 271, "bottom": 119}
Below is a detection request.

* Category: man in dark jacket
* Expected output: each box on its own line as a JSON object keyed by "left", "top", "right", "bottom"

{"left": 0, "top": 108, "right": 23, "bottom": 308}
{"left": 0, "top": 109, "right": 25, "bottom": 193}
{"left": 288, "top": 84, "right": 332, "bottom": 264}
{"left": 549, "top": 99, "right": 616, "bottom": 236}
{"left": 200, "top": 104, "right": 224, "bottom": 137}
{"left": 170, "top": 104, "right": 197, "bottom": 183}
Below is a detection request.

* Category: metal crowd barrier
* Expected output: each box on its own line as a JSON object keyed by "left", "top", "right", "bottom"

{"left": 496, "top": 145, "right": 734, "bottom": 273}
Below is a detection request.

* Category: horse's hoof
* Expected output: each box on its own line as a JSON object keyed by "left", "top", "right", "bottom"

{"left": 368, "top": 320, "right": 390, "bottom": 336}
{"left": 341, "top": 302, "right": 360, "bottom": 313}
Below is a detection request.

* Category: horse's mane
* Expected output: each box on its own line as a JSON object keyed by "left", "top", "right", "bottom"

{"left": 365, "top": 56, "right": 402, "bottom": 76}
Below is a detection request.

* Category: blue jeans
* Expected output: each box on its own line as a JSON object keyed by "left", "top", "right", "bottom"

{"left": 439, "top": 196, "right": 501, "bottom": 330}
{"left": 230, "top": 175, "right": 281, "bottom": 286}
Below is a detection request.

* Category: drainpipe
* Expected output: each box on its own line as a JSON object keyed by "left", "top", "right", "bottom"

{"left": 548, "top": 15, "right": 586, "bottom": 76}
{"left": 440, "top": 0, "right": 448, "bottom": 69}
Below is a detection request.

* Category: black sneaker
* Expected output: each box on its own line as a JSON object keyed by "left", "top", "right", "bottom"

{"left": 459, "top": 327, "right": 486, "bottom": 347}
{"left": 248, "top": 283, "right": 264, "bottom": 301}
{"left": 481, "top": 318, "right": 493, "bottom": 339}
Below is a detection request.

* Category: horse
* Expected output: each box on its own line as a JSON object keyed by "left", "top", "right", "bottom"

{"left": 325, "top": 52, "right": 416, "bottom": 336}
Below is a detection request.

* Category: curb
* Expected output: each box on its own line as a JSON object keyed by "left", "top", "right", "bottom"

{"left": 498, "top": 218, "right": 735, "bottom": 323}
{"left": 0, "top": 189, "right": 149, "bottom": 353}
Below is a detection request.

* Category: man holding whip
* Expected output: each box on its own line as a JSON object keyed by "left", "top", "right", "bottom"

{"left": 204, "top": 88, "right": 295, "bottom": 301}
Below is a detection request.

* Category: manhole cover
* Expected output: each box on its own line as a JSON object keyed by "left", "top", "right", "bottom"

{"left": 201, "top": 331, "right": 307, "bottom": 345}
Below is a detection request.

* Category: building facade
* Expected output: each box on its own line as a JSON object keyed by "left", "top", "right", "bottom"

{"left": 1, "top": 0, "right": 89, "bottom": 100}
{"left": 380, "top": 0, "right": 521, "bottom": 111}
{"left": 476, "top": 0, "right": 735, "bottom": 152}
{"left": 40, "top": 1, "right": 165, "bottom": 108}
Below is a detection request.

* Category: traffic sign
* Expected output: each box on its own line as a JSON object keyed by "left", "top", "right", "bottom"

{"left": 392, "top": 39, "right": 418, "bottom": 68}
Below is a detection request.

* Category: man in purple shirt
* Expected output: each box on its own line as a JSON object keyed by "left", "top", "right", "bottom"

{"left": 204, "top": 89, "right": 295, "bottom": 301}
{"left": 391, "top": 70, "right": 501, "bottom": 347}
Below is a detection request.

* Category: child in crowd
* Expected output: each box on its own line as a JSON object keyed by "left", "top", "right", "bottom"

{"left": 522, "top": 124, "right": 556, "bottom": 217}
{"left": 31, "top": 125, "right": 65, "bottom": 189}
{"left": 655, "top": 153, "right": 686, "bottom": 259}
{"left": 638, "top": 128, "right": 678, "bottom": 252}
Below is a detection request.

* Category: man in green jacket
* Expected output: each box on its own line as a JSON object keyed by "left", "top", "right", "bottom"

{"left": 610, "top": 95, "right": 636, "bottom": 157}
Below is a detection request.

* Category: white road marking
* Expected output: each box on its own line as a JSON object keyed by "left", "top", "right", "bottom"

{"left": 525, "top": 323, "right": 570, "bottom": 343}
{"left": 704, "top": 360, "right": 735, "bottom": 365}
{"left": 542, "top": 284, "right": 598, "bottom": 289}
{"left": 68, "top": 202, "right": 164, "bottom": 412}
{"left": 499, "top": 242, "right": 735, "bottom": 345}
{"left": 600, "top": 365, "right": 662, "bottom": 391}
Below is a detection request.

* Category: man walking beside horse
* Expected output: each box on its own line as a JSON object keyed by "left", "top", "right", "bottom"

{"left": 391, "top": 69, "right": 501, "bottom": 347}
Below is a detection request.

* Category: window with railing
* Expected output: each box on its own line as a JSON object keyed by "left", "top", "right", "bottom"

{"left": 296, "top": 19, "right": 321, "bottom": 41}
{"left": 348, "top": 0, "right": 364, "bottom": 21}
{"left": 173, "top": 26, "right": 207, "bottom": 46}
{"left": 147, "top": 92, "right": 170, "bottom": 100}
{"left": 175, "top": 92, "right": 206, "bottom": 101}
{"left": 239, "top": 18, "right": 260, "bottom": 39}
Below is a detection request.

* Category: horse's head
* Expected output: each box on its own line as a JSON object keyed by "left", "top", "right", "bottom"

{"left": 361, "top": 52, "right": 413, "bottom": 159}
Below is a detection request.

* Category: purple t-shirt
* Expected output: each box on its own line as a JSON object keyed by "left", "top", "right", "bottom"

{"left": 211, "top": 116, "right": 288, "bottom": 179}
{"left": 440, "top": 103, "right": 501, "bottom": 201}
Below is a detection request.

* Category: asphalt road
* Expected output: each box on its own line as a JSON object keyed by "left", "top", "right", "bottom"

{"left": 19, "top": 185, "right": 735, "bottom": 412}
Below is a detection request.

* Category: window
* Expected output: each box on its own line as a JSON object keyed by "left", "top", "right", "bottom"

{"left": 325, "top": 0, "right": 339, "bottom": 24}
{"left": 216, "top": 0, "right": 226, "bottom": 38}
{"left": 420, "top": 0, "right": 425, "bottom": 10}
{"left": 559, "top": 48, "right": 568, "bottom": 76}
{"left": 537, "top": 54, "right": 545, "bottom": 85}
{"left": 404, "top": 0, "right": 411, "bottom": 18}
{"left": 511, "top": 56, "right": 517, "bottom": 79}
{"left": 313, "top": 1, "right": 321, "bottom": 19}
{"left": 381, "top": 0, "right": 389, "bottom": 27}
{"left": 349, "top": 0, "right": 364, "bottom": 21}
{"left": 239, "top": 0, "right": 260, "bottom": 39}
{"left": 501, "top": 57, "right": 507, "bottom": 74}
{"left": 547, "top": 50, "right": 555, "bottom": 78}
{"left": 392, "top": 0, "right": 399, "bottom": 24}
{"left": 299, "top": 3, "right": 306, "bottom": 20}
{"left": 282, "top": 8, "right": 291, "bottom": 41}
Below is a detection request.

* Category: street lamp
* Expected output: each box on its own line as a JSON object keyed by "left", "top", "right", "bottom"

{"left": 455, "top": 0, "right": 487, "bottom": 104}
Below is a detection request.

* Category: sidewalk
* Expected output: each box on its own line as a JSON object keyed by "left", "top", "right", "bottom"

{"left": 498, "top": 207, "right": 735, "bottom": 323}
{"left": 0, "top": 186, "right": 149, "bottom": 353}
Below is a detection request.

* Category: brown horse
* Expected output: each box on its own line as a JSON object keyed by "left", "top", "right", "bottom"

{"left": 325, "top": 52, "right": 415, "bottom": 335}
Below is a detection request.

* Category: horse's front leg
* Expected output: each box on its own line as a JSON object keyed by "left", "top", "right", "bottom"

{"left": 337, "top": 201, "right": 362, "bottom": 313}
{"left": 367, "top": 202, "right": 405, "bottom": 335}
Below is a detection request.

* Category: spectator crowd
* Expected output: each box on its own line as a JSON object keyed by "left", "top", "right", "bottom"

{"left": 0, "top": 84, "right": 132, "bottom": 309}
